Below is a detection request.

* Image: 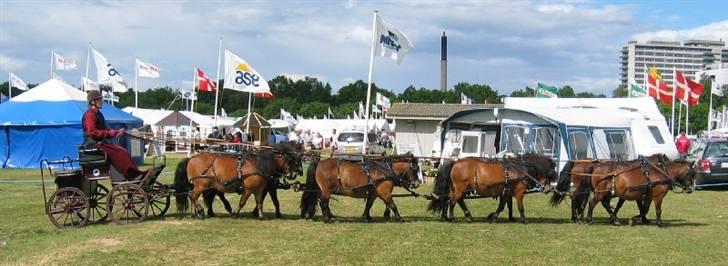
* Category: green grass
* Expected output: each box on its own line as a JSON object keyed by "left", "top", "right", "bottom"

{"left": 1, "top": 154, "right": 727, "bottom": 265}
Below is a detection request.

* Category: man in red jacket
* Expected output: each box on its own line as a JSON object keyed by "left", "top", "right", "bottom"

{"left": 675, "top": 131, "right": 691, "bottom": 158}
{"left": 82, "top": 90, "right": 155, "bottom": 181}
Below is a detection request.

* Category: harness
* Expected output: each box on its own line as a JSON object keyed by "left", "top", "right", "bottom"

{"left": 191, "top": 154, "right": 262, "bottom": 194}
{"left": 333, "top": 157, "right": 412, "bottom": 194}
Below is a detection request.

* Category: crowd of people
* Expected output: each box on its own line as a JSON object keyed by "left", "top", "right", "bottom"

{"left": 287, "top": 128, "right": 394, "bottom": 151}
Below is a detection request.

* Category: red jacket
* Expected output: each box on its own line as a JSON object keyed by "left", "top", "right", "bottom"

{"left": 675, "top": 135, "right": 690, "bottom": 153}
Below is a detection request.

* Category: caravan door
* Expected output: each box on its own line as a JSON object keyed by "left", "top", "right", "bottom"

{"left": 459, "top": 131, "right": 482, "bottom": 157}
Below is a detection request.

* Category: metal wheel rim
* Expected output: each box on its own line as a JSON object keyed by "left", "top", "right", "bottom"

{"left": 47, "top": 187, "right": 90, "bottom": 229}
{"left": 147, "top": 182, "right": 171, "bottom": 218}
{"left": 88, "top": 184, "right": 109, "bottom": 223}
{"left": 108, "top": 183, "right": 149, "bottom": 225}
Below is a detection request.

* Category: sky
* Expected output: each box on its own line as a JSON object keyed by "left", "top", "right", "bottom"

{"left": 1, "top": 0, "right": 727, "bottom": 96}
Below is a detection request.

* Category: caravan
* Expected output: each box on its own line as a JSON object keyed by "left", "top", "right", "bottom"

{"left": 435, "top": 97, "right": 678, "bottom": 170}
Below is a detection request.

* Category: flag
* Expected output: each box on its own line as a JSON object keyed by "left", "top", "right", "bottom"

{"left": 136, "top": 59, "right": 160, "bottom": 78}
{"left": 460, "top": 92, "right": 474, "bottom": 104}
{"left": 372, "top": 104, "right": 381, "bottom": 113}
{"left": 649, "top": 67, "right": 662, "bottom": 80}
{"left": 536, "top": 83, "right": 558, "bottom": 98}
{"left": 254, "top": 91, "right": 274, "bottom": 99}
{"left": 376, "top": 92, "right": 391, "bottom": 111}
{"left": 675, "top": 70, "right": 703, "bottom": 106}
{"left": 112, "top": 82, "right": 128, "bottom": 93}
{"left": 54, "top": 53, "right": 77, "bottom": 70}
{"left": 647, "top": 75, "right": 673, "bottom": 105}
{"left": 358, "top": 101, "right": 365, "bottom": 118}
{"left": 92, "top": 49, "right": 126, "bottom": 85}
{"left": 223, "top": 50, "right": 270, "bottom": 93}
{"left": 281, "top": 109, "right": 297, "bottom": 124}
{"left": 102, "top": 90, "right": 119, "bottom": 103}
{"left": 629, "top": 82, "right": 648, "bottom": 97}
{"left": 221, "top": 108, "right": 227, "bottom": 117}
{"left": 82, "top": 77, "right": 99, "bottom": 91}
{"left": 9, "top": 72, "right": 29, "bottom": 91}
{"left": 296, "top": 114, "right": 304, "bottom": 123}
{"left": 374, "top": 13, "right": 413, "bottom": 64}
{"left": 181, "top": 90, "right": 197, "bottom": 100}
{"left": 327, "top": 107, "right": 335, "bottom": 119}
{"left": 196, "top": 68, "right": 216, "bottom": 92}
{"left": 712, "top": 81, "right": 724, "bottom": 96}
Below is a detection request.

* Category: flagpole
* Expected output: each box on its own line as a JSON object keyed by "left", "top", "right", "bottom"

{"left": 7, "top": 73, "right": 11, "bottom": 98}
{"left": 363, "top": 10, "right": 378, "bottom": 155}
{"left": 187, "top": 67, "right": 197, "bottom": 157}
{"left": 84, "top": 43, "right": 91, "bottom": 91}
{"left": 50, "top": 50, "right": 54, "bottom": 79}
{"left": 671, "top": 67, "right": 676, "bottom": 137}
{"left": 134, "top": 59, "right": 139, "bottom": 108}
{"left": 686, "top": 101, "right": 690, "bottom": 135}
{"left": 677, "top": 101, "right": 683, "bottom": 134}
{"left": 246, "top": 92, "right": 252, "bottom": 136}
{"left": 708, "top": 80, "right": 714, "bottom": 138}
{"left": 213, "top": 37, "right": 223, "bottom": 126}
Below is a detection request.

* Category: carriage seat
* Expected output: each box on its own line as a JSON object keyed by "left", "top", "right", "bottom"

{"left": 78, "top": 145, "right": 110, "bottom": 179}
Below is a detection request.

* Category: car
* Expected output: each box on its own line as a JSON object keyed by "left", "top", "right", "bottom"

{"left": 334, "top": 130, "right": 385, "bottom": 156}
{"left": 694, "top": 139, "right": 728, "bottom": 188}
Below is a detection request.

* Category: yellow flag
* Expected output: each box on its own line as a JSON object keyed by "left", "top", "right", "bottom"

{"left": 649, "top": 67, "right": 662, "bottom": 80}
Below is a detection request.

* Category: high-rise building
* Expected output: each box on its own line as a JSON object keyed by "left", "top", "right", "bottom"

{"left": 620, "top": 40, "right": 728, "bottom": 86}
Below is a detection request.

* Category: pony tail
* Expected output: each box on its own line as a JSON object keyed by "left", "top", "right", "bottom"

{"left": 572, "top": 165, "right": 594, "bottom": 212}
{"left": 427, "top": 160, "right": 454, "bottom": 213}
{"left": 174, "top": 158, "right": 191, "bottom": 213}
{"left": 549, "top": 161, "right": 574, "bottom": 207}
{"left": 300, "top": 160, "right": 320, "bottom": 219}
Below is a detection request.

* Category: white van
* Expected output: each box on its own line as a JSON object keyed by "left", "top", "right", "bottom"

{"left": 335, "top": 130, "right": 385, "bottom": 155}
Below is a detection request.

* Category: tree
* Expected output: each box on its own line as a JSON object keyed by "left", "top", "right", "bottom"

{"left": 576, "top": 92, "right": 607, "bottom": 98}
{"left": 558, "top": 85, "right": 576, "bottom": 97}
{"left": 612, "top": 84, "right": 628, "bottom": 98}
{"left": 510, "top": 86, "right": 535, "bottom": 97}
{"left": 453, "top": 82, "right": 500, "bottom": 103}
{"left": 299, "top": 101, "right": 329, "bottom": 118}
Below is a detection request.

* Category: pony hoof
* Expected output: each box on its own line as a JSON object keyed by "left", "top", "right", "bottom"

{"left": 395, "top": 217, "right": 403, "bottom": 223}
{"left": 521, "top": 219, "right": 528, "bottom": 224}
{"left": 275, "top": 213, "right": 283, "bottom": 219}
{"left": 508, "top": 217, "right": 516, "bottom": 223}
{"left": 657, "top": 222, "right": 666, "bottom": 228}
{"left": 361, "top": 216, "right": 372, "bottom": 223}
{"left": 642, "top": 219, "right": 651, "bottom": 225}
{"left": 464, "top": 217, "right": 473, "bottom": 223}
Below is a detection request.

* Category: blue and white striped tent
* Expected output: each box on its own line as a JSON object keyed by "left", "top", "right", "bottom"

{"left": 0, "top": 78, "right": 142, "bottom": 168}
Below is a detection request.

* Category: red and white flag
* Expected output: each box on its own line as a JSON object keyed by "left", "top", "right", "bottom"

{"left": 254, "top": 91, "right": 274, "bottom": 99}
{"left": 647, "top": 75, "right": 674, "bottom": 105}
{"left": 675, "top": 70, "right": 703, "bottom": 106}
{"left": 54, "top": 53, "right": 77, "bottom": 70}
{"left": 196, "top": 68, "right": 216, "bottom": 92}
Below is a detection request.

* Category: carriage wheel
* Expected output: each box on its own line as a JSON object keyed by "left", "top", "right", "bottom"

{"left": 88, "top": 184, "right": 109, "bottom": 223}
{"left": 47, "top": 187, "right": 90, "bottom": 229}
{"left": 147, "top": 182, "right": 171, "bottom": 218}
{"left": 108, "top": 183, "right": 149, "bottom": 225}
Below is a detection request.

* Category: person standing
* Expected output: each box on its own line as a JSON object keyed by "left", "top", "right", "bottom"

{"left": 675, "top": 131, "right": 691, "bottom": 158}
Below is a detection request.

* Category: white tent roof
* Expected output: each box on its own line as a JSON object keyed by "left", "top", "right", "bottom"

{"left": 122, "top": 107, "right": 173, "bottom": 126}
{"left": 11, "top": 78, "right": 86, "bottom": 102}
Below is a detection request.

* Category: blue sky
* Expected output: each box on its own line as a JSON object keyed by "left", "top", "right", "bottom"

{"left": 1, "top": 0, "right": 726, "bottom": 96}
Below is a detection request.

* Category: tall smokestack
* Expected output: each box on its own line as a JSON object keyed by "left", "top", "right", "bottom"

{"left": 440, "top": 31, "right": 447, "bottom": 91}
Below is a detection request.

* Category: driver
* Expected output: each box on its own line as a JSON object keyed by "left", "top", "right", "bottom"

{"left": 82, "top": 90, "right": 155, "bottom": 181}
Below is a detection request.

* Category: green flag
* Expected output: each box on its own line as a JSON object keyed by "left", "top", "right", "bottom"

{"left": 629, "top": 83, "right": 647, "bottom": 97}
{"left": 536, "top": 83, "right": 558, "bottom": 98}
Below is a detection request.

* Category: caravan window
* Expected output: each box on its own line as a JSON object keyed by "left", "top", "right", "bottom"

{"left": 606, "top": 131, "right": 630, "bottom": 160}
{"left": 532, "top": 127, "right": 558, "bottom": 156}
{"left": 462, "top": 135, "right": 479, "bottom": 154}
{"left": 504, "top": 126, "right": 527, "bottom": 154}
{"left": 648, "top": 126, "right": 665, "bottom": 144}
{"left": 569, "top": 131, "right": 593, "bottom": 159}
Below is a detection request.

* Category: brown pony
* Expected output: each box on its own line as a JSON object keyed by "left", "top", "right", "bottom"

{"left": 550, "top": 160, "right": 599, "bottom": 222}
{"left": 428, "top": 153, "right": 557, "bottom": 223}
{"left": 585, "top": 155, "right": 673, "bottom": 226}
{"left": 174, "top": 142, "right": 298, "bottom": 218}
{"left": 299, "top": 153, "right": 421, "bottom": 223}
{"left": 611, "top": 158, "right": 696, "bottom": 226}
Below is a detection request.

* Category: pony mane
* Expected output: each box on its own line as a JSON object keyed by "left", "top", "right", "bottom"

{"left": 254, "top": 150, "right": 277, "bottom": 177}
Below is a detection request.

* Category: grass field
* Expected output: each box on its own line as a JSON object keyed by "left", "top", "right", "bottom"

{"left": 1, "top": 154, "right": 727, "bottom": 265}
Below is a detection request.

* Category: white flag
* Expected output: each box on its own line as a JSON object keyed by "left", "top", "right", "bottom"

{"left": 182, "top": 90, "right": 197, "bottom": 100}
{"left": 712, "top": 82, "right": 724, "bottom": 96}
{"left": 375, "top": 92, "right": 391, "bottom": 110}
{"left": 9, "top": 72, "right": 30, "bottom": 91}
{"left": 374, "top": 14, "right": 413, "bottom": 64}
{"left": 136, "top": 59, "right": 160, "bottom": 78}
{"left": 223, "top": 50, "right": 270, "bottom": 93}
{"left": 372, "top": 104, "right": 381, "bottom": 113}
{"left": 460, "top": 92, "right": 473, "bottom": 104}
{"left": 82, "top": 77, "right": 99, "bottom": 91}
{"left": 54, "top": 53, "right": 77, "bottom": 70}
{"left": 92, "top": 49, "right": 126, "bottom": 85}
{"left": 112, "top": 81, "right": 128, "bottom": 93}
{"left": 327, "top": 107, "right": 335, "bottom": 119}
{"left": 102, "top": 90, "right": 119, "bottom": 103}
{"left": 358, "top": 101, "right": 365, "bottom": 118}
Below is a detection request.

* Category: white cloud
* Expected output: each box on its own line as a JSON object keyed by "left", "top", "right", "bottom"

{"left": 0, "top": 54, "right": 30, "bottom": 71}
{"left": 631, "top": 20, "right": 728, "bottom": 43}
{"left": 537, "top": 4, "right": 574, "bottom": 14}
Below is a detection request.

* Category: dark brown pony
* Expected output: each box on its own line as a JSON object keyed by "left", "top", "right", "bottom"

{"left": 428, "top": 153, "right": 557, "bottom": 223}
{"left": 611, "top": 158, "right": 696, "bottom": 226}
{"left": 550, "top": 160, "right": 599, "bottom": 222}
{"left": 202, "top": 143, "right": 304, "bottom": 218}
{"left": 299, "top": 153, "right": 421, "bottom": 223}
{"left": 174, "top": 142, "right": 299, "bottom": 218}
{"left": 585, "top": 155, "right": 673, "bottom": 226}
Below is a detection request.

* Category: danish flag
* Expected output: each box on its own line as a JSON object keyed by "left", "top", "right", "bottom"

{"left": 196, "top": 68, "right": 216, "bottom": 92}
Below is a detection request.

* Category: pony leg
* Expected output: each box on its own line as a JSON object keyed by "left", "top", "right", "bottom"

{"left": 319, "top": 192, "right": 334, "bottom": 223}
{"left": 610, "top": 198, "right": 625, "bottom": 226}
{"left": 653, "top": 196, "right": 665, "bottom": 228}
{"left": 254, "top": 188, "right": 266, "bottom": 220}
{"left": 641, "top": 197, "right": 653, "bottom": 224}
{"left": 586, "top": 192, "right": 603, "bottom": 224}
{"left": 203, "top": 190, "right": 215, "bottom": 217}
{"left": 514, "top": 188, "right": 527, "bottom": 224}
{"left": 507, "top": 193, "right": 514, "bottom": 222}
{"left": 456, "top": 199, "right": 472, "bottom": 222}
{"left": 189, "top": 182, "right": 206, "bottom": 219}
{"left": 361, "top": 188, "right": 376, "bottom": 222}
{"left": 487, "top": 196, "right": 507, "bottom": 223}
{"left": 383, "top": 204, "right": 391, "bottom": 221}
{"left": 219, "top": 192, "right": 233, "bottom": 215}
{"left": 631, "top": 199, "right": 647, "bottom": 226}
{"left": 269, "top": 182, "right": 282, "bottom": 219}
{"left": 235, "top": 190, "right": 252, "bottom": 218}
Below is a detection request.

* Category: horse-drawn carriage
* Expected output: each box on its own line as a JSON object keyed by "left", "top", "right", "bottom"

{"left": 40, "top": 145, "right": 168, "bottom": 228}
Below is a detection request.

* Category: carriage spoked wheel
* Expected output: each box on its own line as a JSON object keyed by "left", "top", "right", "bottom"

{"left": 88, "top": 184, "right": 109, "bottom": 223}
{"left": 108, "top": 183, "right": 149, "bottom": 225}
{"left": 146, "top": 182, "right": 171, "bottom": 218}
{"left": 47, "top": 187, "right": 90, "bottom": 229}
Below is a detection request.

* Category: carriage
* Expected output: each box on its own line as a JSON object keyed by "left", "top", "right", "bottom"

{"left": 40, "top": 145, "right": 168, "bottom": 228}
